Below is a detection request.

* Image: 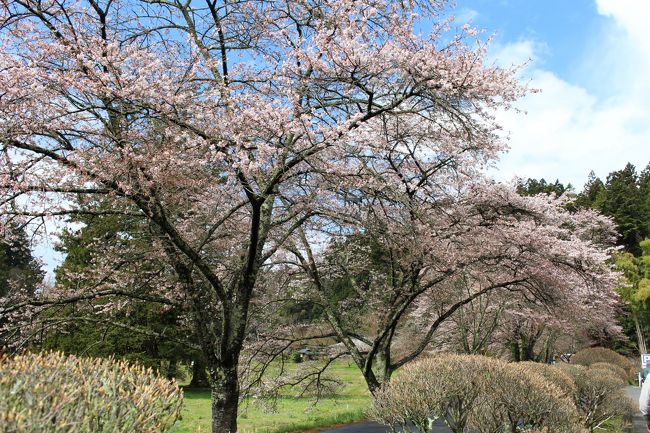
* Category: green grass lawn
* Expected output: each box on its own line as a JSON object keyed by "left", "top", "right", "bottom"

{"left": 175, "top": 360, "right": 371, "bottom": 433}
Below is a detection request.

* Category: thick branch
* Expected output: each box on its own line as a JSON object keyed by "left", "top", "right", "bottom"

{"left": 393, "top": 278, "right": 528, "bottom": 369}
{"left": 1, "top": 289, "right": 176, "bottom": 315}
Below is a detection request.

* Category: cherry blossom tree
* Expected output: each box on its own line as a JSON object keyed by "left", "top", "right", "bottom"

{"left": 0, "top": 0, "right": 524, "bottom": 431}
{"left": 490, "top": 291, "right": 623, "bottom": 363}
{"left": 431, "top": 262, "right": 623, "bottom": 361}
{"left": 273, "top": 181, "right": 620, "bottom": 393}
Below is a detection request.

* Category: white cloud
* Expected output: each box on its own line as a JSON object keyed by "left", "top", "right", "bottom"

{"left": 489, "top": 40, "right": 537, "bottom": 68}
{"left": 491, "top": 1, "right": 650, "bottom": 188}
{"left": 590, "top": 0, "right": 650, "bottom": 98}
{"left": 456, "top": 7, "right": 479, "bottom": 24}
{"left": 596, "top": 0, "right": 650, "bottom": 47}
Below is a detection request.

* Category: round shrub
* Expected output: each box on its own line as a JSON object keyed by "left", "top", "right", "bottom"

{"left": 589, "top": 362, "right": 628, "bottom": 383}
{"left": 570, "top": 347, "right": 634, "bottom": 380}
{"left": 0, "top": 351, "right": 183, "bottom": 433}
{"left": 556, "top": 363, "right": 635, "bottom": 433}
{"left": 473, "top": 362, "right": 580, "bottom": 433}
{"left": 517, "top": 361, "right": 577, "bottom": 399}
{"left": 370, "top": 354, "right": 497, "bottom": 433}
{"left": 370, "top": 354, "right": 580, "bottom": 433}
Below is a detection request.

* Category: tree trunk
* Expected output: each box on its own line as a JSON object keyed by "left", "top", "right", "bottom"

{"left": 363, "top": 370, "right": 382, "bottom": 396}
{"left": 521, "top": 334, "right": 535, "bottom": 361}
{"left": 190, "top": 355, "right": 211, "bottom": 388}
{"left": 210, "top": 366, "right": 239, "bottom": 433}
{"left": 375, "top": 341, "right": 393, "bottom": 385}
{"left": 541, "top": 333, "right": 557, "bottom": 363}
{"left": 510, "top": 340, "right": 521, "bottom": 362}
{"left": 166, "top": 357, "right": 178, "bottom": 380}
{"left": 634, "top": 313, "right": 647, "bottom": 354}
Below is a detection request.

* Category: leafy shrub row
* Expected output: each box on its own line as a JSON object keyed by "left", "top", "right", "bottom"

{"left": 370, "top": 354, "right": 634, "bottom": 433}
{"left": 0, "top": 352, "right": 183, "bottom": 433}
{"left": 556, "top": 363, "right": 634, "bottom": 432}
{"left": 588, "top": 361, "right": 629, "bottom": 383}
{"left": 570, "top": 347, "right": 635, "bottom": 380}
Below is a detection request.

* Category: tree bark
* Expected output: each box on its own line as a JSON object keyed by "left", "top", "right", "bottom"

{"left": 510, "top": 340, "right": 521, "bottom": 362}
{"left": 362, "top": 368, "right": 381, "bottom": 395}
{"left": 210, "top": 365, "right": 239, "bottom": 433}
{"left": 634, "top": 313, "right": 647, "bottom": 354}
{"left": 521, "top": 335, "right": 535, "bottom": 361}
{"left": 166, "top": 357, "right": 178, "bottom": 380}
{"left": 374, "top": 337, "right": 394, "bottom": 386}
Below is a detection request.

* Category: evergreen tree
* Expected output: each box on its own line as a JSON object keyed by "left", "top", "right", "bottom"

{"left": 516, "top": 178, "right": 569, "bottom": 196}
{"left": 0, "top": 223, "right": 43, "bottom": 349}
{"left": 574, "top": 163, "right": 650, "bottom": 353}
{"left": 600, "top": 163, "right": 647, "bottom": 254}
{"left": 0, "top": 223, "right": 42, "bottom": 299}
{"left": 639, "top": 165, "right": 650, "bottom": 239}
{"left": 42, "top": 204, "right": 200, "bottom": 380}
{"left": 516, "top": 166, "right": 650, "bottom": 354}
{"left": 575, "top": 164, "right": 650, "bottom": 255}
{"left": 574, "top": 171, "right": 606, "bottom": 209}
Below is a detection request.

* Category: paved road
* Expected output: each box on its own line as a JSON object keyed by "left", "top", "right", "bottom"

{"left": 317, "top": 420, "right": 450, "bottom": 433}
{"left": 625, "top": 386, "right": 647, "bottom": 433}
{"left": 320, "top": 386, "right": 647, "bottom": 433}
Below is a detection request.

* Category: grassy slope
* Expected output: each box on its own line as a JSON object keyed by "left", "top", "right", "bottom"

{"left": 176, "top": 360, "right": 371, "bottom": 433}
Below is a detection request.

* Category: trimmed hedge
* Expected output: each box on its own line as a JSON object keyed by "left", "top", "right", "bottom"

{"left": 589, "top": 362, "right": 628, "bottom": 383}
{"left": 570, "top": 347, "right": 635, "bottom": 380}
{"left": 517, "top": 361, "right": 577, "bottom": 398}
{"left": 556, "top": 363, "right": 635, "bottom": 433}
{"left": 472, "top": 361, "right": 579, "bottom": 433}
{"left": 0, "top": 351, "right": 182, "bottom": 433}
{"left": 370, "top": 354, "right": 580, "bottom": 433}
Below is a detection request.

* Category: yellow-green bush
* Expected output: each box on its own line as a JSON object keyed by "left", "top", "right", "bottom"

{"left": 0, "top": 351, "right": 182, "bottom": 433}
{"left": 570, "top": 347, "right": 635, "bottom": 380}
{"left": 370, "top": 354, "right": 580, "bottom": 433}
{"left": 556, "top": 363, "right": 635, "bottom": 433}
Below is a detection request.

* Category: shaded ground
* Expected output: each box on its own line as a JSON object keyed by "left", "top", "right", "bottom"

{"left": 320, "top": 387, "right": 647, "bottom": 433}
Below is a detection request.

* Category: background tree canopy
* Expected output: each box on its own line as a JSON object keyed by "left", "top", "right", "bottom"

{"left": 519, "top": 162, "right": 650, "bottom": 355}
{"left": 0, "top": 223, "right": 42, "bottom": 300}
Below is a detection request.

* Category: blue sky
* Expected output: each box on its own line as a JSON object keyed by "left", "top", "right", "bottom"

{"left": 459, "top": 0, "right": 603, "bottom": 84}
{"left": 450, "top": 0, "right": 650, "bottom": 188}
